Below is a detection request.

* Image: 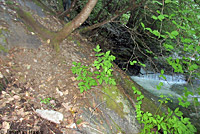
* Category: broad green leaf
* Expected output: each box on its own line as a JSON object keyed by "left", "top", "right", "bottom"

{"left": 95, "top": 53, "right": 104, "bottom": 57}
{"left": 98, "top": 78, "right": 103, "bottom": 84}
{"left": 152, "top": 15, "right": 158, "bottom": 20}
{"left": 171, "top": 31, "right": 179, "bottom": 36}
{"left": 188, "top": 45, "right": 194, "bottom": 50}
{"left": 141, "top": 22, "right": 145, "bottom": 28}
{"left": 165, "top": 32, "right": 173, "bottom": 39}
{"left": 169, "top": 14, "right": 176, "bottom": 19}
{"left": 164, "top": 43, "right": 174, "bottom": 50}
{"left": 165, "top": 0, "right": 171, "bottom": 4}
{"left": 78, "top": 82, "right": 85, "bottom": 86}
{"left": 158, "top": 15, "right": 165, "bottom": 21}
{"left": 161, "top": 69, "right": 164, "bottom": 74}
{"left": 145, "top": 28, "right": 153, "bottom": 32}
{"left": 80, "top": 86, "right": 85, "bottom": 93}
{"left": 105, "top": 51, "right": 110, "bottom": 57}
{"left": 189, "top": 64, "right": 198, "bottom": 70}
{"left": 157, "top": 85, "right": 161, "bottom": 90}
{"left": 137, "top": 91, "right": 142, "bottom": 95}
{"left": 182, "top": 38, "right": 192, "bottom": 43}
{"left": 152, "top": 30, "right": 160, "bottom": 37}
{"left": 156, "top": 10, "right": 161, "bottom": 14}
{"left": 176, "top": 58, "right": 179, "bottom": 63}
{"left": 153, "top": 0, "right": 163, "bottom": 5}
{"left": 130, "top": 60, "right": 137, "bottom": 65}
{"left": 196, "top": 46, "right": 200, "bottom": 51}
{"left": 175, "top": 107, "right": 179, "bottom": 113}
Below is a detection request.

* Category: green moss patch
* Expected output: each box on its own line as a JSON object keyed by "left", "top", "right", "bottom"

{"left": 0, "top": 44, "right": 8, "bottom": 53}
{"left": 0, "top": 32, "right": 8, "bottom": 53}
{"left": 113, "top": 70, "right": 167, "bottom": 116}
{"left": 102, "top": 84, "right": 130, "bottom": 118}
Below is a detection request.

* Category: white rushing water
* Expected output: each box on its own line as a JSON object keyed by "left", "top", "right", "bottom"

{"left": 138, "top": 73, "right": 186, "bottom": 84}
{"left": 131, "top": 69, "right": 200, "bottom": 102}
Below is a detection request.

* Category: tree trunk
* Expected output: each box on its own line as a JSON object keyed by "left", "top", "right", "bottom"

{"left": 53, "top": 0, "right": 98, "bottom": 43}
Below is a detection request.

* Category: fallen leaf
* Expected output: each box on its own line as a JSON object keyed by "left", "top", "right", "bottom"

{"left": 47, "top": 39, "right": 50, "bottom": 44}
{"left": 77, "top": 121, "right": 89, "bottom": 127}
{"left": 7, "top": 97, "right": 14, "bottom": 102}
{"left": 25, "top": 91, "right": 30, "bottom": 97}
{"left": 62, "top": 102, "right": 72, "bottom": 111}
{"left": 17, "top": 108, "right": 25, "bottom": 116}
{"left": 2, "top": 91, "right": 6, "bottom": 95}
{"left": 70, "top": 77, "right": 76, "bottom": 81}
{"left": 2, "top": 121, "right": 10, "bottom": 133}
{"left": 13, "top": 95, "right": 20, "bottom": 100}
{"left": 56, "top": 87, "right": 63, "bottom": 96}
{"left": 47, "top": 76, "right": 52, "bottom": 81}
{"left": 0, "top": 72, "right": 3, "bottom": 78}
{"left": 6, "top": 69, "right": 9, "bottom": 73}
{"left": 39, "top": 84, "right": 45, "bottom": 88}
{"left": 63, "top": 90, "right": 68, "bottom": 95}
{"left": 66, "top": 123, "right": 76, "bottom": 129}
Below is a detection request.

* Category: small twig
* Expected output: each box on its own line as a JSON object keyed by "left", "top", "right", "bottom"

{"left": 89, "top": 101, "right": 106, "bottom": 124}
{"left": 159, "top": 0, "right": 165, "bottom": 36}
{"left": 82, "top": 124, "right": 104, "bottom": 134}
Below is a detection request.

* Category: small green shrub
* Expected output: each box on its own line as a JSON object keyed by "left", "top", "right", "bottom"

{"left": 40, "top": 97, "right": 55, "bottom": 108}
{"left": 5, "top": 0, "right": 14, "bottom": 5}
{"left": 132, "top": 86, "right": 197, "bottom": 134}
{"left": 71, "top": 45, "right": 116, "bottom": 93}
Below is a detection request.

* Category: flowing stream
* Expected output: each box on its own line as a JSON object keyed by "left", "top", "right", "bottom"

{"left": 131, "top": 69, "right": 200, "bottom": 102}
{"left": 130, "top": 68, "right": 200, "bottom": 128}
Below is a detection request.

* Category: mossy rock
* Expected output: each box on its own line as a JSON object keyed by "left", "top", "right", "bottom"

{"left": 112, "top": 64, "right": 168, "bottom": 115}
{"left": 102, "top": 84, "right": 130, "bottom": 118}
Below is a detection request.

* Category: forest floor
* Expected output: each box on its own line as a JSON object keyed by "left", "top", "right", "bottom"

{"left": 0, "top": 34, "right": 99, "bottom": 134}
{"left": 0, "top": 1, "right": 104, "bottom": 133}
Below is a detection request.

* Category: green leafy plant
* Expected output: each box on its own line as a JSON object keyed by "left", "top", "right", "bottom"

{"left": 140, "top": 0, "right": 200, "bottom": 129}
{"left": 40, "top": 97, "right": 55, "bottom": 107}
{"left": 132, "top": 86, "right": 197, "bottom": 134}
{"left": 40, "top": 97, "right": 51, "bottom": 104}
{"left": 93, "top": 45, "right": 116, "bottom": 85}
{"left": 71, "top": 45, "right": 116, "bottom": 93}
{"left": 5, "top": 0, "right": 14, "bottom": 5}
{"left": 120, "top": 12, "right": 130, "bottom": 25}
{"left": 130, "top": 60, "right": 146, "bottom": 67}
{"left": 71, "top": 61, "right": 97, "bottom": 93}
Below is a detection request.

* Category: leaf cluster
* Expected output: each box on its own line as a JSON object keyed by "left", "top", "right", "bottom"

{"left": 132, "top": 86, "right": 197, "bottom": 134}
{"left": 40, "top": 97, "right": 55, "bottom": 108}
{"left": 71, "top": 45, "right": 116, "bottom": 93}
